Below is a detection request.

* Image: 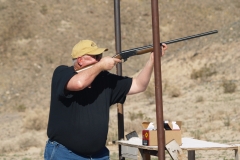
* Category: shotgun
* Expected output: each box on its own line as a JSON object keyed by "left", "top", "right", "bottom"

{"left": 77, "top": 30, "right": 218, "bottom": 72}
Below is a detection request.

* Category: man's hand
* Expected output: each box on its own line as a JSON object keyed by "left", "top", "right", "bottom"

{"left": 149, "top": 43, "right": 168, "bottom": 63}
{"left": 96, "top": 56, "right": 122, "bottom": 71}
{"left": 162, "top": 43, "right": 168, "bottom": 53}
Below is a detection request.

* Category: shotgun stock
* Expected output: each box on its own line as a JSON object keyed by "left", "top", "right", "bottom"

{"left": 77, "top": 30, "right": 218, "bottom": 72}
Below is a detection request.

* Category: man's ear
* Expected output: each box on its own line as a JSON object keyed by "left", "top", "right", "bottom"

{"left": 77, "top": 57, "right": 82, "bottom": 66}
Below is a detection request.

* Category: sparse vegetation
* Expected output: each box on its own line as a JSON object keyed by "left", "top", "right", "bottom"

{"left": 18, "top": 135, "right": 41, "bottom": 150}
{"left": 40, "top": 5, "right": 48, "bottom": 15}
{"left": 23, "top": 109, "right": 48, "bottom": 131}
{"left": 221, "top": 80, "right": 237, "bottom": 93}
{"left": 190, "top": 130, "right": 202, "bottom": 139}
{"left": 195, "top": 95, "right": 204, "bottom": 103}
{"left": 223, "top": 115, "right": 231, "bottom": 127}
{"left": 191, "top": 64, "right": 217, "bottom": 80}
{"left": 16, "top": 104, "right": 26, "bottom": 112}
{"left": 128, "top": 111, "right": 144, "bottom": 121}
{"left": 168, "top": 86, "right": 181, "bottom": 98}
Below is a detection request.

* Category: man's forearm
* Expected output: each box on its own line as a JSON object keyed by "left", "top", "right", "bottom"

{"left": 66, "top": 63, "right": 103, "bottom": 91}
{"left": 135, "top": 58, "right": 154, "bottom": 89}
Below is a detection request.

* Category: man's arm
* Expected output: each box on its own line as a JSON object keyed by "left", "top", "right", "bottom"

{"left": 127, "top": 44, "right": 167, "bottom": 95}
{"left": 66, "top": 57, "right": 121, "bottom": 91}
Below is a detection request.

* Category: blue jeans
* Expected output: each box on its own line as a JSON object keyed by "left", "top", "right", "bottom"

{"left": 44, "top": 140, "right": 109, "bottom": 160}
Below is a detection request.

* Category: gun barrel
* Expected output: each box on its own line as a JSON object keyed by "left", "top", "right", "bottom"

{"left": 163, "top": 30, "right": 218, "bottom": 45}
{"left": 121, "top": 30, "right": 218, "bottom": 54}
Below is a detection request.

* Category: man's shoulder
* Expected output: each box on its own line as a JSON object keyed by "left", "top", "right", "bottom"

{"left": 55, "top": 65, "right": 71, "bottom": 70}
{"left": 51, "top": 65, "right": 75, "bottom": 79}
{"left": 54, "top": 65, "right": 73, "bottom": 73}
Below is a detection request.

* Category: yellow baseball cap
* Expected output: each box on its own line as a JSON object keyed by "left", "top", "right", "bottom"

{"left": 71, "top": 40, "right": 108, "bottom": 59}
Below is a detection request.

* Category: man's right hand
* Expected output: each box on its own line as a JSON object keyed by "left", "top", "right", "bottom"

{"left": 97, "top": 56, "right": 122, "bottom": 71}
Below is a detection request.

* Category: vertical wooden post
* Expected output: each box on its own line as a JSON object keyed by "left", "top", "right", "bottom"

{"left": 188, "top": 150, "right": 195, "bottom": 160}
{"left": 151, "top": 0, "right": 165, "bottom": 159}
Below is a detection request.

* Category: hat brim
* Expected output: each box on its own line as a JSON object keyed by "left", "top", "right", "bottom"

{"left": 87, "top": 48, "right": 108, "bottom": 55}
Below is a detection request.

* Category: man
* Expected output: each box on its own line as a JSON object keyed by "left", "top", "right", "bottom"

{"left": 44, "top": 40, "right": 167, "bottom": 160}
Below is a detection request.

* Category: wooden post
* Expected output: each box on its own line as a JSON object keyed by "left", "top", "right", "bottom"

{"left": 151, "top": 0, "right": 165, "bottom": 159}
{"left": 188, "top": 150, "right": 195, "bottom": 160}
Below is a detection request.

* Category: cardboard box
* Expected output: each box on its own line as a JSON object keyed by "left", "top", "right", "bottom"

{"left": 142, "top": 121, "right": 182, "bottom": 146}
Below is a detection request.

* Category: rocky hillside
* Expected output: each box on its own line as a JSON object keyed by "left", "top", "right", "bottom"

{"left": 0, "top": 0, "right": 239, "bottom": 112}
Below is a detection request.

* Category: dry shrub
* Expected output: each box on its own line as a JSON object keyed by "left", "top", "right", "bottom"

{"left": 23, "top": 108, "right": 48, "bottom": 131}
{"left": 221, "top": 80, "right": 237, "bottom": 93}
{"left": 191, "top": 64, "right": 217, "bottom": 80}
{"left": 208, "top": 115, "right": 215, "bottom": 122}
{"left": 190, "top": 130, "right": 202, "bottom": 139}
{"left": 16, "top": 104, "right": 26, "bottom": 112}
{"left": 195, "top": 95, "right": 204, "bottom": 103}
{"left": 40, "top": 5, "right": 48, "bottom": 15}
{"left": 0, "top": 138, "right": 20, "bottom": 153}
{"left": 222, "top": 115, "right": 231, "bottom": 127}
{"left": 168, "top": 86, "right": 181, "bottom": 98}
{"left": 18, "top": 132, "right": 42, "bottom": 150}
{"left": 128, "top": 111, "right": 144, "bottom": 121}
{"left": 0, "top": 132, "right": 41, "bottom": 153}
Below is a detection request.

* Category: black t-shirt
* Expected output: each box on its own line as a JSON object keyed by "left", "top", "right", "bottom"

{"left": 47, "top": 65, "right": 132, "bottom": 155}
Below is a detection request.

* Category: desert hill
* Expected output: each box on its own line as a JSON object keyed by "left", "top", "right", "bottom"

{"left": 0, "top": 0, "right": 239, "bottom": 159}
